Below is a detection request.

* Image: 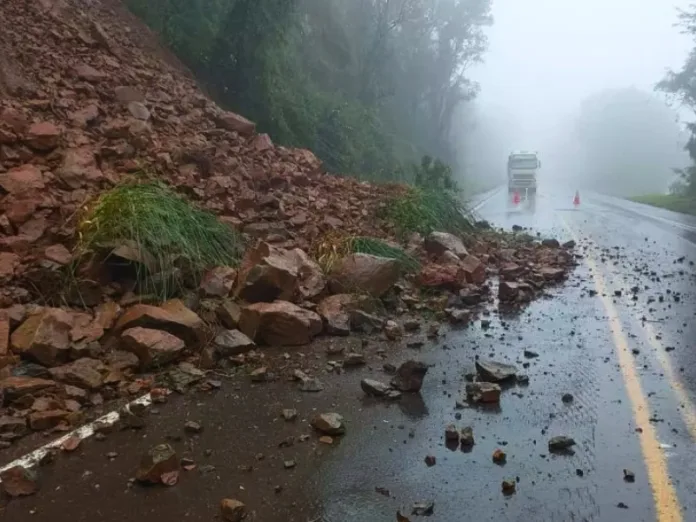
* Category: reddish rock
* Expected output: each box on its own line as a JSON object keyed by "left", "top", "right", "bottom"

{"left": 200, "top": 266, "right": 237, "bottom": 297}
{"left": 239, "top": 301, "right": 322, "bottom": 346}
{"left": 0, "top": 108, "right": 28, "bottom": 133}
{"left": 252, "top": 133, "right": 273, "bottom": 152}
{"left": 0, "top": 315, "right": 9, "bottom": 355}
{"left": 500, "top": 262, "right": 522, "bottom": 279}
{"left": 28, "top": 409, "right": 69, "bottom": 430}
{"left": 213, "top": 329, "right": 255, "bottom": 357}
{"left": 74, "top": 63, "right": 105, "bottom": 82}
{"left": 0, "top": 376, "right": 56, "bottom": 404}
{"left": 114, "top": 86, "right": 144, "bottom": 103}
{"left": 10, "top": 308, "right": 73, "bottom": 366}
{"left": 114, "top": 301, "right": 204, "bottom": 346}
{"left": 57, "top": 146, "right": 104, "bottom": 189}
{"left": 44, "top": 244, "right": 72, "bottom": 265}
{"left": 0, "top": 164, "right": 45, "bottom": 194}
{"left": 215, "top": 111, "right": 256, "bottom": 136}
{"left": 48, "top": 358, "right": 105, "bottom": 390}
{"left": 316, "top": 294, "right": 353, "bottom": 336}
{"left": 95, "top": 301, "right": 121, "bottom": 330}
{"left": 390, "top": 360, "right": 429, "bottom": 392}
{"left": 291, "top": 248, "right": 326, "bottom": 300}
{"left": 0, "top": 415, "right": 27, "bottom": 437}
{"left": 216, "top": 300, "right": 241, "bottom": 329}
{"left": 329, "top": 253, "right": 399, "bottom": 297}
{"left": 0, "top": 252, "right": 20, "bottom": 280}
{"left": 70, "top": 103, "right": 100, "bottom": 128}
{"left": 234, "top": 243, "right": 299, "bottom": 303}
{"left": 136, "top": 443, "right": 180, "bottom": 484}
{"left": 127, "top": 101, "right": 150, "bottom": 121}
{"left": 26, "top": 121, "right": 60, "bottom": 151}
{"left": 540, "top": 267, "right": 565, "bottom": 281}
{"left": 418, "top": 263, "right": 464, "bottom": 290}
{"left": 460, "top": 255, "right": 485, "bottom": 284}
{"left": 220, "top": 498, "right": 247, "bottom": 522}
{"left": 120, "top": 327, "right": 186, "bottom": 369}
{"left": 0, "top": 466, "right": 39, "bottom": 497}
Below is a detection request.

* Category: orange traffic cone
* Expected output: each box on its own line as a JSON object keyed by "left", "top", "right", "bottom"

{"left": 512, "top": 190, "right": 521, "bottom": 205}
{"left": 573, "top": 191, "right": 580, "bottom": 207}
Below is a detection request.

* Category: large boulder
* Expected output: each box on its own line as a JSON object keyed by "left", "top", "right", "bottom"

{"left": 200, "top": 266, "right": 237, "bottom": 297}
{"left": 329, "top": 253, "right": 399, "bottom": 297}
{"left": 215, "top": 111, "right": 256, "bottom": 136}
{"left": 113, "top": 300, "right": 205, "bottom": 346}
{"left": 120, "top": 327, "right": 186, "bottom": 369}
{"left": 424, "top": 232, "right": 469, "bottom": 259}
{"left": 0, "top": 376, "right": 56, "bottom": 405}
{"left": 49, "top": 358, "right": 105, "bottom": 389}
{"left": 10, "top": 308, "right": 74, "bottom": 367}
{"left": 239, "top": 301, "right": 322, "bottom": 346}
{"left": 213, "top": 329, "right": 255, "bottom": 357}
{"left": 234, "top": 243, "right": 299, "bottom": 303}
{"left": 316, "top": 294, "right": 353, "bottom": 336}
{"left": 290, "top": 248, "right": 326, "bottom": 300}
{"left": 460, "top": 255, "right": 486, "bottom": 284}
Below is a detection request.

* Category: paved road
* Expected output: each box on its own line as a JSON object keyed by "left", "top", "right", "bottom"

{"left": 2, "top": 188, "right": 695, "bottom": 522}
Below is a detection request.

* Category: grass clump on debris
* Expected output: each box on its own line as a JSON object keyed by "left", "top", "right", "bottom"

{"left": 383, "top": 186, "right": 475, "bottom": 239}
{"left": 312, "top": 232, "right": 420, "bottom": 274}
{"left": 75, "top": 181, "right": 244, "bottom": 299}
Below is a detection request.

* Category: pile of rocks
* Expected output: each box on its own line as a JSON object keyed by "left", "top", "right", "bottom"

{"left": 0, "top": 0, "right": 578, "bottom": 448}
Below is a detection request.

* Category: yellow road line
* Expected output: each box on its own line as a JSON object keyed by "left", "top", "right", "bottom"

{"left": 560, "top": 215, "right": 683, "bottom": 522}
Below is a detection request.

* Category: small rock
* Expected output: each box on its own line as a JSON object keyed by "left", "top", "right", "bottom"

{"left": 548, "top": 436, "right": 576, "bottom": 453}
{"left": 411, "top": 501, "right": 435, "bottom": 516}
{"left": 0, "top": 466, "right": 39, "bottom": 497}
{"left": 562, "top": 393, "right": 574, "bottom": 403}
{"left": 390, "top": 360, "right": 428, "bottom": 392}
{"left": 444, "top": 424, "right": 459, "bottom": 442}
{"left": 465, "top": 382, "right": 501, "bottom": 403}
{"left": 135, "top": 443, "right": 179, "bottom": 484}
{"left": 424, "top": 455, "right": 436, "bottom": 467}
{"left": 184, "top": 421, "right": 203, "bottom": 434}
{"left": 623, "top": 469, "right": 635, "bottom": 483}
{"left": 250, "top": 367, "right": 268, "bottom": 382}
{"left": 220, "top": 498, "right": 247, "bottom": 522}
{"left": 281, "top": 409, "right": 298, "bottom": 421}
{"left": 460, "top": 427, "right": 475, "bottom": 447}
{"left": 384, "top": 320, "right": 404, "bottom": 340}
{"left": 361, "top": 378, "right": 391, "bottom": 397}
{"left": 61, "top": 436, "right": 81, "bottom": 452}
{"left": 311, "top": 413, "right": 345, "bottom": 435}
{"left": 475, "top": 359, "right": 517, "bottom": 382}
{"left": 403, "top": 319, "right": 420, "bottom": 332}
{"left": 523, "top": 349, "right": 539, "bottom": 358}
{"left": 492, "top": 449, "right": 506, "bottom": 464}
{"left": 343, "top": 352, "right": 366, "bottom": 367}
{"left": 319, "top": 436, "right": 333, "bottom": 445}
{"left": 502, "top": 479, "right": 516, "bottom": 494}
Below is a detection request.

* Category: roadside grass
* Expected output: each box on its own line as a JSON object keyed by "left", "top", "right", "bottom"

{"left": 311, "top": 232, "right": 420, "bottom": 274}
{"left": 75, "top": 181, "right": 244, "bottom": 299}
{"left": 630, "top": 194, "right": 696, "bottom": 216}
{"left": 382, "top": 186, "right": 475, "bottom": 239}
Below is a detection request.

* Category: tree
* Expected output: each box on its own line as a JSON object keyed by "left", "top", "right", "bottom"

{"left": 570, "top": 88, "right": 688, "bottom": 197}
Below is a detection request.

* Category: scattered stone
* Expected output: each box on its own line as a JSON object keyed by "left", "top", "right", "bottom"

{"left": 465, "top": 382, "right": 501, "bottom": 403}
{"left": 317, "top": 294, "right": 352, "bottom": 336}
{"left": 281, "top": 409, "right": 298, "bottom": 421}
{"left": 220, "top": 498, "right": 247, "bottom": 522}
{"left": 492, "top": 449, "right": 506, "bottom": 464}
{"left": 343, "top": 352, "right": 366, "bottom": 367}
{"left": 516, "top": 374, "right": 529, "bottom": 385}
{"left": 319, "top": 436, "right": 333, "bottom": 445}
{"left": 548, "top": 436, "right": 576, "bottom": 453}
{"left": 10, "top": 308, "right": 73, "bottom": 367}
{"left": 411, "top": 501, "right": 435, "bottom": 516}
{"left": 329, "top": 253, "right": 400, "bottom": 297}
{"left": 403, "top": 319, "right": 420, "bottom": 332}
{"left": 361, "top": 378, "right": 391, "bottom": 397}
{"left": 562, "top": 393, "right": 574, "bottom": 403}
{"left": 444, "top": 424, "right": 459, "bottom": 442}
{"left": 200, "top": 266, "right": 237, "bottom": 297}
{"left": 135, "top": 443, "right": 179, "bottom": 485}
{"left": 250, "top": 367, "right": 268, "bottom": 382}
{"left": 384, "top": 320, "right": 404, "bottom": 340}
{"left": 523, "top": 349, "right": 539, "bottom": 358}
{"left": 184, "top": 421, "right": 203, "bottom": 434}
{"left": 424, "top": 231, "right": 469, "bottom": 259}
{"left": 0, "top": 466, "right": 39, "bottom": 497}
{"left": 390, "top": 360, "right": 428, "bottom": 392}
{"left": 424, "top": 455, "right": 436, "bottom": 467}
{"left": 460, "top": 427, "right": 475, "bottom": 447}
{"left": 214, "top": 329, "right": 255, "bottom": 357}
{"left": 61, "top": 435, "right": 81, "bottom": 452}
{"left": 502, "top": 479, "right": 516, "bottom": 494}
{"left": 475, "top": 359, "right": 517, "bottom": 382}
{"left": 239, "top": 301, "right": 322, "bottom": 346}
{"left": 311, "top": 413, "right": 345, "bottom": 435}
{"left": 623, "top": 469, "right": 635, "bottom": 483}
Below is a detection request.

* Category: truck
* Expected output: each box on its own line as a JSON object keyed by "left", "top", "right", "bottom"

{"left": 507, "top": 151, "right": 540, "bottom": 194}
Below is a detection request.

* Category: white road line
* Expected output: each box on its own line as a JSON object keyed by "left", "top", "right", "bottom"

{"left": 0, "top": 393, "right": 152, "bottom": 477}
{"left": 471, "top": 186, "right": 503, "bottom": 212}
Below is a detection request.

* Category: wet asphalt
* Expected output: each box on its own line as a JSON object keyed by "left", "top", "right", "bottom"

{"left": 2, "top": 187, "right": 695, "bottom": 522}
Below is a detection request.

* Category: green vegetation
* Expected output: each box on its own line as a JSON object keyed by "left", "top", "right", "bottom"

{"left": 312, "top": 232, "right": 419, "bottom": 274}
{"left": 630, "top": 194, "right": 696, "bottom": 216}
{"left": 76, "top": 182, "right": 244, "bottom": 298}
{"left": 124, "top": 0, "right": 492, "bottom": 184}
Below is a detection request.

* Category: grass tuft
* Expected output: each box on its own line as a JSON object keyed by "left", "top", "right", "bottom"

{"left": 75, "top": 181, "right": 244, "bottom": 299}
{"left": 311, "top": 232, "right": 420, "bottom": 274}
{"left": 383, "top": 186, "right": 475, "bottom": 238}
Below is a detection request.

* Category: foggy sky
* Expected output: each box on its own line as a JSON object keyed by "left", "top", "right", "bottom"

{"left": 471, "top": 0, "right": 693, "bottom": 146}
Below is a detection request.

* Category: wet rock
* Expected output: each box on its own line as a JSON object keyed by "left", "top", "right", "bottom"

{"left": 329, "top": 253, "right": 400, "bottom": 297}
{"left": 120, "top": 327, "right": 185, "bottom": 369}
{"left": 540, "top": 267, "right": 565, "bottom": 281}
{"left": 562, "top": 393, "right": 574, "bottom": 403}
{"left": 220, "top": 498, "right": 247, "bottom": 522}
{"left": 49, "top": 358, "right": 105, "bottom": 389}
{"left": 136, "top": 443, "right": 180, "bottom": 484}
{"left": 446, "top": 309, "right": 470, "bottom": 324}
{"left": 0, "top": 466, "right": 39, "bottom": 497}
{"left": 281, "top": 409, "right": 298, "bottom": 421}
{"left": 475, "top": 359, "right": 517, "bottom": 382}
{"left": 114, "top": 301, "right": 205, "bottom": 346}
{"left": 200, "top": 266, "right": 237, "bottom": 297}
{"left": 418, "top": 263, "right": 464, "bottom": 290}
{"left": 502, "top": 479, "right": 516, "bottom": 494}
{"left": 311, "top": 413, "right": 345, "bottom": 435}
{"left": 361, "top": 378, "right": 391, "bottom": 397}
{"left": 10, "top": 308, "right": 73, "bottom": 367}
{"left": 548, "top": 436, "right": 576, "bottom": 452}
{"left": 460, "top": 426, "right": 475, "bottom": 447}
{"left": 492, "top": 448, "right": 507, "bottom": 464}
{"left": 424, "top": 231, "right": 469, "bottom": 259}
{"left": 498, "top": 281, "right": 519, "bottom": 301}
{"left": 349, "top": 310, "right": 384, "bottom": 334}
{"left": 317, "top": 294, "right": 352, "bottom": 336}
{"left": 460, "top": 255, "right": 486, "bottom": 284}
{"left": 239, "top": 301, "right": 322, "bottom": 346}
{"left": 0, "top": 376, "right": 56, "bottom": 405}
{"left": 444, "top": 424, "right": 459, "bottom": 442}
{"left": 465, "top": 382, "right": 501, "bottom": 403}
{"left": 562, "top": 240, "right": 576, "bottom": 249}
{"left": 213, "top": 329, "right": 255, "bottom": 357}
{"left": 234, "top": 243, "right": 300, "bottom": 303}
{"left": 384, "top": 320, "right": 404, "bottom": 340}
{"left": 424, "top": 455, "right": 436, "bottom": 467}
{"left": 390, "top": 360, "right": 428, "bottom": 392}
{"left": 542, "top": 238, "right": 560, "bottom": 248}
{"left": 623, "top": 469, "right": 635, "bottom": 483}
{"left": 184, "top": 421, "right": 203, "bottom": 434}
